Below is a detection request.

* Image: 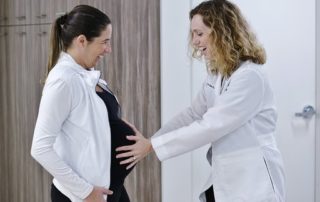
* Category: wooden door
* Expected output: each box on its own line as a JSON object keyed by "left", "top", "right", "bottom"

{"left": 0, "top": 24, "right": 51, "bottom": 202}
{"left": 7, "top": 0, "right": 27, "bottom": 25}
{"left": 0, "top": 0, "right": 8, "bottom": 25}
{"left": 40, "top": 0, "right": 67, "bottom": 24}
{"left": 3, "top": 25, "right": 27, "bottom": 201}
{"left": 0, "top": 25, "right": 8, "bottom": 201}
{"left": 25, "top": 24, "right": 52, "bottom": 202}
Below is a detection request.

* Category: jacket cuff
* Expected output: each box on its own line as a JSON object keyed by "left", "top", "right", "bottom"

{"left": 151, "top": 136, "right": 169, "bottom": 161}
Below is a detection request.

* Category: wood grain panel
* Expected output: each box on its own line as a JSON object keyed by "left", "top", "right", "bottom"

{"left": 97, "top": 1, "right": 161, "bottom": 201}
{"left": 0, "top": 0, "right": 8, "bottom": 25}
{"left": 0, "top": 26, "right": 7, "bottom": 201}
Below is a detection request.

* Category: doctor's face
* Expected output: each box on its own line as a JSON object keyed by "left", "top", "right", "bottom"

{"left": 82, "top": 24, "right": 112, "bottom": 68}
{"left": 191, "top": 14, "right": 213, "bottom": 60}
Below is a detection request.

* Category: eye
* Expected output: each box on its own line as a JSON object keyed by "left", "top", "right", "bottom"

{"left": 192, "top": 31, "right": 203, "bottom": 38}
{"left": 102, "top": 40, "right": 111, "bottom": 45}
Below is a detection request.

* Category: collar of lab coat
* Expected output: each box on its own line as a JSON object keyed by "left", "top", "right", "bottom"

{"left": 59, "top": 52, "right": 101, "bottom": 88}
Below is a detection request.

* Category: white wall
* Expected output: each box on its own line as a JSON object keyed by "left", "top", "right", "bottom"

{"left": 160, "top": 0, "right": 210, "bottom": 201}
{"left": 160, "top": 1, "right": 193, "bottom": 202}
{"left": 234, "top": 0, "right": 316, "bottom": 202}
{"left": 317, "top": 1, "right": 320, "bottom": 201}
{"left": 234, "top": 1, "right": 316, "bottom": 202}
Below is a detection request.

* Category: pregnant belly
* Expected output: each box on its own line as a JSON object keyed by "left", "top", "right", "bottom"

{"left": 109, "top": 119, "right": 136, "bottom": 187}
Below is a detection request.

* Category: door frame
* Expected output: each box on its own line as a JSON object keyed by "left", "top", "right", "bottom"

{"left": 316, "top": 0, "right": 320, "bottom": 201}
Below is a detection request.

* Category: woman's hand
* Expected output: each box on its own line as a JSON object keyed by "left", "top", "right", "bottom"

{"left": 116, "top": 120, "right": 153, "bottom": 169}
{"left": 84, "top": 186, "right": 113, "bottom": 202}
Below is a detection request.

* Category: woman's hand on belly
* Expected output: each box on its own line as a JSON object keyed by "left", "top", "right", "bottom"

{"left": 84, "top": 186, "right": 113, "bottom": 202}
{"left": 115, "top": 120, "right": 153, "bottom": 169}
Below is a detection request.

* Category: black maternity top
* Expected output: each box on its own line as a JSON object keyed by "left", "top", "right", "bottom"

{"left": 96, "top": 84, "right": 135, "bottom": 188}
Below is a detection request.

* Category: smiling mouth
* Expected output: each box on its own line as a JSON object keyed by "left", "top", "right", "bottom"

{"left": 96, "top": 55, "right": 104, "bottom": 61}
{"left": 196, "top": 47, "right": 207, "bottom": 57}
{"left": 199, "top": 47, "right": 207, "bottom": 52}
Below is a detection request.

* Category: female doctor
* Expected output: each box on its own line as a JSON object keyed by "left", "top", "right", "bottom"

{"left": 116, "top": 0, "right": 286, "bottom": 201}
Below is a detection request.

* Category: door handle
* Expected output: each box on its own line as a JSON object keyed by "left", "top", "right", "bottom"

{"left": 295, "top": 105, "right": 316, "bottom": 119}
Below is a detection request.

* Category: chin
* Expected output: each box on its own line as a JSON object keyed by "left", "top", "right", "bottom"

{"left": 204, "top": 53, "right": 213, "bottom": 60}
{"left": 85, "top": 64, "right": 95, "bottom": 69}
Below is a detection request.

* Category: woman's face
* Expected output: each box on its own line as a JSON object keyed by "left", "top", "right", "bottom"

{"left": 191, "top": 14, "right": 212, "bottom": 60}
{"left": 82, "top": 24, "right": 112, "bottom": 68}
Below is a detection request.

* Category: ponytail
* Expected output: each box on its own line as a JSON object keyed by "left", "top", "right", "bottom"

{"left": 47, "top": 14, "right": 68, "bottom": 75}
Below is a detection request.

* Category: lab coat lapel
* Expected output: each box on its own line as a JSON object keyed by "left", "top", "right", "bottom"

{"left": 59, "top": 52, "right": 101, "bottom": 88}
{"left": 79, "top": 70, "right": 101, "bottom": 88}
{"left": 215, "top": 74, "right": 223, "bottom": 97}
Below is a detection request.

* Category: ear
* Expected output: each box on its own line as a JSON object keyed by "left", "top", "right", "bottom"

{"left": 75, "top": 35, "right": 88, "bottom": 48}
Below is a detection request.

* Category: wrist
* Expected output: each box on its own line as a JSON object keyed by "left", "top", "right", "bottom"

{"left": 147, "top": 139, "right": 153, "bottom": 153}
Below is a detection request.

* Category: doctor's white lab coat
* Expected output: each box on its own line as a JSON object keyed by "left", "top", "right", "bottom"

{"left": 151, "top": 61, "right": 285, "bottom": 202}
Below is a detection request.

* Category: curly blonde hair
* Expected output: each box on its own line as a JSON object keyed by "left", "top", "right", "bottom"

{"left": 189, "top": 0, "right": 266, "bottom": 77}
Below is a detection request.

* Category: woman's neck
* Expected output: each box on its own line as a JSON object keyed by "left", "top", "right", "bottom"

{"left": 66, "top": 49, "right": 89, "bottom": 70}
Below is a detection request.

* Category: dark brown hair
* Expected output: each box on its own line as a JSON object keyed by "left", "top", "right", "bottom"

{"left": 47, "top": 5, "right": 111, "bottom": 74}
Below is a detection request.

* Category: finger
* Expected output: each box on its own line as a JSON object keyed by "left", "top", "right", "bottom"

{"left": 116, "top": 145, "right": 133, "bottom": 152}
{"left": 125, "top": 154, "right": 141, "bottom": 169}
{"left": 120, "top": 158, "right": 133, "bottom": 165}
{"left": 120, "top": 156, "right": 136, "bottom": 165}
{"left": 116, "top": 152, "right": 134, "bottom": 159}
{"left": 126, "top": 135, "right": 140, "bottom": 141}
{"left": 102, "top": 188, "right": 113, "bottom": 195}
{"left": 126, "top": 159, "right": 139, "bottom": 170}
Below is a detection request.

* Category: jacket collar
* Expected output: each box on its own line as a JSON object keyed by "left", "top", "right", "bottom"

{"left": 59, "top": 52, "right": 101, "bottom": 88}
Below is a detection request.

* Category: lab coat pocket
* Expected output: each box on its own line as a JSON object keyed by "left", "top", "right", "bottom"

{"left": 214, "top": 147, "right": 277, "bottom": 202}
{"left": 77, "top": 138, "right": 90, "bottom": 172}
{"left": 204, "top": 83, "right": 216, "bottom": 107}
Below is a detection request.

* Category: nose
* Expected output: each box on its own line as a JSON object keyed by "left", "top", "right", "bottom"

{"left": 104, "top": 44, "right": 112, "bottom": 54}
{"left": 192, "top": 36, "right": 200, "bottom": 47}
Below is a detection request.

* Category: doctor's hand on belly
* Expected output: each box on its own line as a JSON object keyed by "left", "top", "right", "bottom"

{"left": 84, "top": 186, "right": 113, "bottom": 202}
{"left": 115, "top": 120, "right": 153, "bottom": 170}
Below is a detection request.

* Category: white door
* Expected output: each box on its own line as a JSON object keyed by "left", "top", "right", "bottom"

{"left": 316, "top": 2, "right": 320, "bottom": 201}
{"left": 160, "top": 0, "right": 319, "bottom": 201}
{"left": 234, "top": 1, "right": 317, "bottom": 201}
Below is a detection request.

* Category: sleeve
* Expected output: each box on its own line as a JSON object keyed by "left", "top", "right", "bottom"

{"left": 153, "top": 81, "right": 208, "bottom": 138}
{"left": 151, "top": 69, "right": 265, "bottom": 161}
{"left": 30, "top": 78, "right": 93, "bottom": 200}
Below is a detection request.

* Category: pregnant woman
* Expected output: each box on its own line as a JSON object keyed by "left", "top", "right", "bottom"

{"left": 31, "top": 4, "right": 135, "bottom": 202}
{"left": 96, "top": 80, "right": 135, "bottom": 202}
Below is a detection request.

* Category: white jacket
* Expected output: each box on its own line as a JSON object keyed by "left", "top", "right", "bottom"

{"left": 151, "top": 61, "right": 285, "bottom": 202}
{"left": 31, "top": 52, "right": 111, "bottom": 201}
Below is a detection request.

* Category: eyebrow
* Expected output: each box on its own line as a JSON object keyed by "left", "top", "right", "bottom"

{"left": 192, "top": 28, "right": 202, "bottom": 32}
